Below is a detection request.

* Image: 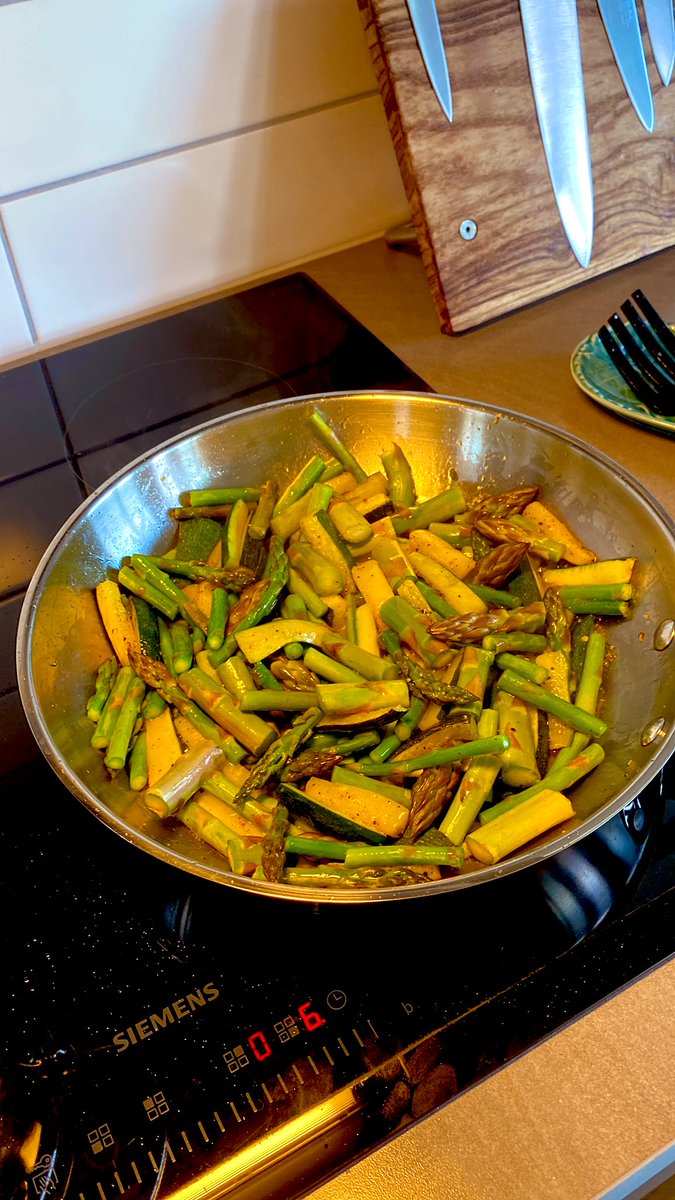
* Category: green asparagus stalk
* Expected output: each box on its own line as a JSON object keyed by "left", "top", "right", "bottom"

{"left": 170, "top": 619, "right": 193, "bottom": 674}
{"left": 206, "top": 588, "right": 229, "bottom": 650}
{"left": 178, "top": 667, "right": 276, "bottom": 755}
{"left": 216, "top": 653, "right": 256, "bottom": 701}
{"left": 392, "top": 485, "right": 467, "bottom": 535}
{"left": 131, "top": 653, "right": 247, "bottom": 762}
{"left": 496, "top": 668, "right": 608, "bottom": 739}
{"left": 104, "top": 673, "right": 146, "bottom": 771}
{"left": 344, "top": 843, "right": 464, "bottom": 868}
{"left": 303, "top": 646, "right": 364, "bottom": 684}
{"left": 91, "top": 665, "right": 135, "bottom": 749}
{"left": 494, "top": 652, "right": 548, "bottom": 684}
{"left": 287, "top": 568, "right": 329, "bottom": 619}
{"left": 274, "top": 454, "right": 328, "bottom": 515}
{"left": 261, "top": 803, "right": 290, "bottom": 882}
{"left": 439, "top": 708, "right": 501, "bottom": 844}
{"left": 451, "top": 645, "right": 494, "bottom": 716}
{"left": 277, "top": 864, "right": 424, "bottom": 889}
{"left": 350, "top": 733, "right": 509, "bottom": 777}
{"left": 86, "top": 658, "right": 117, "bottom": 723}
{"left": 482, "top": 633, "right": 548, "bottom": 654}
{"left": 117, "top": 565, "right": 179, "bottom": 620}
{"left": 240, "top": 689, "right": 318, "bottom": 712}
{"left": 145, "top": 741, "right": 224, "bottom": 818}
{"left": 169, "top": 504, "right": 234, "bottom": 520}
{"left": 233, "top": 707, "right": 323, "bottom": 804}
{"left": 315, "top": 680, "right": 409, "bottom": 715}
{"left": 181, "top": 486, "right": 262, "bottom": 506}
{"left": 307, "top": 730, "right": 380, "bottom": 757}
{"left": 309, "top": 407, "right": 367, "bottom": 483}
{"left": 562, "top": 598, "right": 629, "bottom": 617}
{"left": 142, "top": 688, "right": 167, "bottom": 719}
{"left": 321, "top": 630, "right": 399, "bottom": 681}
{"left": 208, "top": 534, "right": 289, "bottom": 666}
{"left": 379, "top": 595, "right": 446, "bottom": 663}
{"left": 480, "top": 741, "right": 605, "bottom": 823}
{"left": 381, "top": 442, "right": 417, "bottom": 508}
{"left": 282, "top": 593, "right": 308, "bottom": 620}
{"left": 248, "top": 478, "right": 278, "bottom": 540}
{"left": 130, "top": 555, "right": 209, "bottom": 633}
{"left": 285, "top": 835, "right": 351, "bottom": 860}
{"left": 142, "top": 558, "right": 254, "bottom": 592}
{"left": 158, "top": 617, "right": 177, "bottom": 676}
{"left": 128, "top": 730, "right": 148, "bottom": 791}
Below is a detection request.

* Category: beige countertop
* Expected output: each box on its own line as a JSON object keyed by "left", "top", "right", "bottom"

{"left": 303, "top": 237, "right": 675, "bottom": 1199}
{"left": 307, "top": 236, "right": 675, "bottom": 519}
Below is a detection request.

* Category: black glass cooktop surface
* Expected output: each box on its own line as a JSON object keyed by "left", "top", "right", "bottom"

{"left": 1, "top": 273, "right": 674, "bottom": 1200}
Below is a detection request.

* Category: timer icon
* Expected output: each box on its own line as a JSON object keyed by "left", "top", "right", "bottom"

{"left": 326, "top": 989, "right": 347, "bottom": 1010}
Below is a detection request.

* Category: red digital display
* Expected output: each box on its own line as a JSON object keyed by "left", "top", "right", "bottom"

{"left": 298, "top": 1002, "right": 326, "bottom": 1031}
{"left": 229, "top": 1002, "right": 327, "bottom": 1074}
{"left": 248, "top": 1030, "right": 272, "bottom": 1062}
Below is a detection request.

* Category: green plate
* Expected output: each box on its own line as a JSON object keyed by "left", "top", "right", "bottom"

{"left": 570, "top": 330, "right": 675, "bottom": 437}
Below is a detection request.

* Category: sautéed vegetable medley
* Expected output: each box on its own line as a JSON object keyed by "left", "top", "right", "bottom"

{"left": 85, "top": 406, "right": 635, "bottom": 890}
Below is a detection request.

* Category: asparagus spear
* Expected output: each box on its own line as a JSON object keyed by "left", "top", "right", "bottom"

{"left": 208, "top": 534, "right": 289, "bottom": 665}
{"left": 496, "top": 669, "right": 608, "bottom": 739}
{"left": 131, "top": 653, "right": 246, "bottom": 762}
{"left": 86, "top": 658, "right": 117, "bottom": 723}
{"left": 381, "top": 442, "right": 417, "bottom": 508}
{"left": 206, "top": 588, "right": 229, "bottom": 650}
{"left": 145, "top": 741, "right": 224, "bottom": 818}
{"left": 350, "top": 733, "right": 509, "bottom": 777}
{"left": 91, "top": 665, "right": 135, "bottom": 749}
{"left": 277, "top": 864, "right": 424, "bottom": 889}
{"left": 181, "top": 487, "right": 262, "bottom": 506}
{"left": 232, "top": 706, "right": 323, "bottom": 805}
{"left": 439, "top": 708, "right": 501, "bottom": 844}
{"left": 128, "top": 730, "right": 148, "bottom": 791}
{"left": 142, "top": 558, "right": 254, "bottom": 592}
{"left": 309, "top": 407, "right": 367, "bottom": 483}
{"left": 130, "top": 556, "right": 209, "bottom": 634}
{"left": 177, "top": 667, "right": 276, "bottom": 756}
{"left": 261, "top": 803, "right": 290, "bottom": 882}
{"left": 104, "top": 673, "right": 146, "bottom": 772}
{"left": 467, "top": 789, "right": 574, "bottom": 865}
{"left": 344, "top": 843, "right": 464, "bottom": 868}
{"left": 480, "top": 741, "right": 605, "bottom": 823}
{"left": 402, "top": 764, "right": 460, "bottom": 842}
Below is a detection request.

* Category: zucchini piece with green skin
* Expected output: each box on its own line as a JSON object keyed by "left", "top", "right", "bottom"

{"left": 176, "top": 516, "right": 222, "bottom": 563}
{"left": 331, "top": 765, "right": 412, "bottom": 808}
{"left": 235, "top": 617, "right": 329, "bottom": 662}
{"left": 224, "top": 498, "right": 251, "bottom": 568}
{"left": 278, "top": 779, "right": 408, "bottom": 843}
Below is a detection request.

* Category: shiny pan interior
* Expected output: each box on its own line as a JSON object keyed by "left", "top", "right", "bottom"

{"left": 16, "top": 392, "right": 675, "bottom": 902}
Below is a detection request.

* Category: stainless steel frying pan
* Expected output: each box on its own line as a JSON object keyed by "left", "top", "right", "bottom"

{"left": 16, "top": 391, "right": 675, "bottom": 902}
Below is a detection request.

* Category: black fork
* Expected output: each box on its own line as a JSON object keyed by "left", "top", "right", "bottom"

{"left": 597, "top": 289, "right": 675, "bottom": 417}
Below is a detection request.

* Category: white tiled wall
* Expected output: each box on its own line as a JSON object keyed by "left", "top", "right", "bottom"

{"left": 0, "top": 0, "right": 409, "bottom": 363}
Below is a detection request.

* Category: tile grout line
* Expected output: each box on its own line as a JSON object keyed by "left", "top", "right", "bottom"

{"left": 37, "top": 361, "right": 90, "bottom": 502}
{"left": 0, "top": 90, "right": 381, "bottom": 206}
{"left": 0, "top": 211, "right": 38, "bottom": 342}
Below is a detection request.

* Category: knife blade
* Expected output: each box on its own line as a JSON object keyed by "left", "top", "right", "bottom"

{"left": 597, "top": 0, "right": 655, "bottom": 131}
{"left": 519, "top": 0, "right": 594, "bottom": 269}
{"left": 642, "top": 0, "right": 675, "bottom": 86}
{"left": 406, "top": 0, "right": 453, "bottom": 123}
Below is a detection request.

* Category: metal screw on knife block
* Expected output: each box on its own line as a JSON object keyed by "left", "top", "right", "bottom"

{"left": 459, "top": 219, "right": 477, "bottom": 241}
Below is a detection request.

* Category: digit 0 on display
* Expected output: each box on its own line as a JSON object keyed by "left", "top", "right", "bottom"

{"left": 248, "top": 1031, "right": 272, "bottom": 1062}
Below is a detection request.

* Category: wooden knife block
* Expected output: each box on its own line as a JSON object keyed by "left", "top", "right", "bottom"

{"left": 357, "top": 0, "right": 675, "bottom": 332}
